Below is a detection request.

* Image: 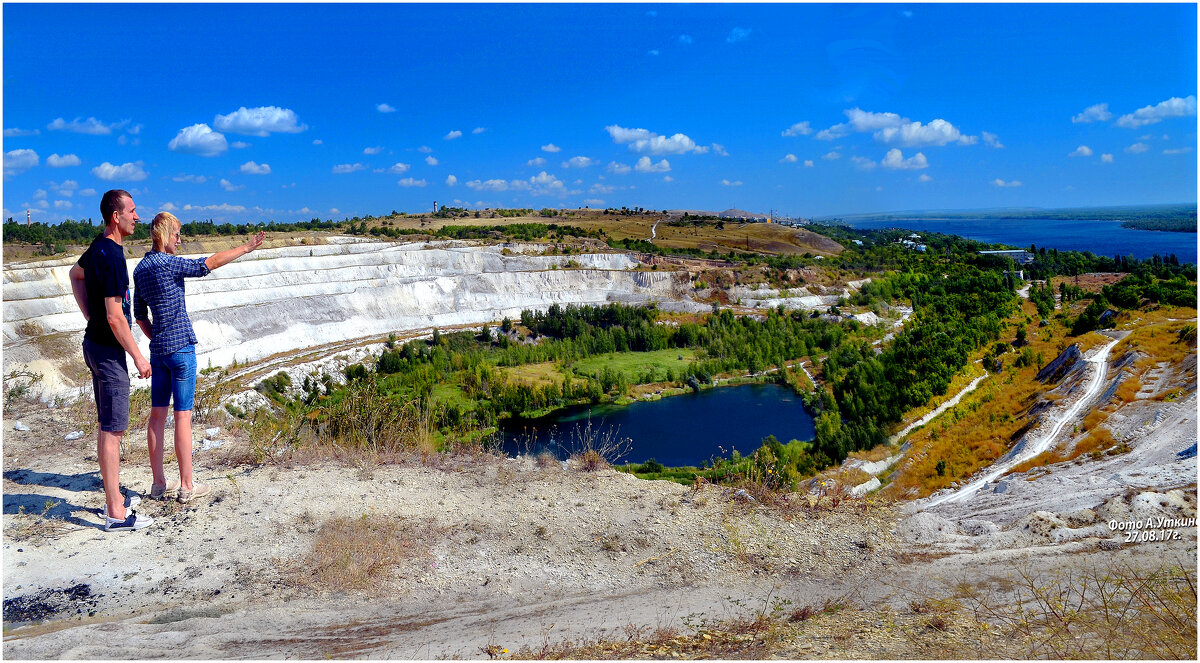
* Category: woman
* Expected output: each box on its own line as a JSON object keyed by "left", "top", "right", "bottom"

{"left": 133, "top": 212, "right": 264, "bottom": 503}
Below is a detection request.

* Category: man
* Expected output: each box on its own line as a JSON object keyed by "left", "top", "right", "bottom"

{"left": 69, "top": 189, "right": 154, "bottom": 532}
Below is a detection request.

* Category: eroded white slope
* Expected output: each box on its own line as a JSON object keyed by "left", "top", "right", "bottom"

{"left": 2, "top": 238, "right": 687, "bottom": 398}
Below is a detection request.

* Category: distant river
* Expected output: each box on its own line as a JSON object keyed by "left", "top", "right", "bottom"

{"left": 842, "top": 217, "right": 1197, "bottom": 265}
{"left": 498, "top": 383, "right": 815, "bottom": 467}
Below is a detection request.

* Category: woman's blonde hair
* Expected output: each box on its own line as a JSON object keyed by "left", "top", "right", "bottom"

{"left": 151, "top": 212, "right": 181, "bottom": 252}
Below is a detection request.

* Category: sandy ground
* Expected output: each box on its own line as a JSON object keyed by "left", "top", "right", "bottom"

{"left": 3, "top": 338, "right": 1196, "bottom": 658}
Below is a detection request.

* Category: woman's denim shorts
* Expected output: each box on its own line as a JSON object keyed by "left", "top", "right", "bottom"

{"left": 150, "top": 345, "right": 197, "bottom": 411}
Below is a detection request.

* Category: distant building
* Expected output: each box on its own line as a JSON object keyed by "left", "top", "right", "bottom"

{"left": 979, "top": 249, "right": 1034, "bottom": 264}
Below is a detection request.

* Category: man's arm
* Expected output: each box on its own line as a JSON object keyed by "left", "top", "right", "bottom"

{"left": 69, "top": 263, "right": 89, "bottom": 320}
{"left": 205, "top": 231, "right": 265, "bottom": 271}
{"left": 136, "top": 319, "right": 153, "bottom": 340}
{"left": 105, "top": 297, "right": 151, "bottom": 378}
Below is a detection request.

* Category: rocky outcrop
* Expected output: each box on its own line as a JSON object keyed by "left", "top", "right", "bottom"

{"left": 3, "top": 238, "right": 692, "bottom": 398}
{"left": 1036, "top": 344, "right": 1083, "bottom": 384}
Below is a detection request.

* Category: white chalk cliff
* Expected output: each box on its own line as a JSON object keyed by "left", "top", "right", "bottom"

{"left": 3, "top": 238, "right": 691, "bottom": 398}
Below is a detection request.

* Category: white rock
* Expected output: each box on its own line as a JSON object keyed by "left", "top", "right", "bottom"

{"left": 64, "top": 431, "right": 84, "bottom": 441}
{"left": 204, "top": 427, "right": 221, "bottom": 438}
{"left": 13, "top": 421, "right": 30, "bottom": 431}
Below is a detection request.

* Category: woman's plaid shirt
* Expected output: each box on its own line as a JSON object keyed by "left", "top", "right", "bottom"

{"left": 132, "top": 251, "right": 211, "bottom": 356}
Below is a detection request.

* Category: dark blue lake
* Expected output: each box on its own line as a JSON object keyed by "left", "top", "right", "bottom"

{"left": 843, "top": 217, "right": 1197, "bottom": 265}
{"left": 498, "top": 383, "right": 815, "bottom": 467}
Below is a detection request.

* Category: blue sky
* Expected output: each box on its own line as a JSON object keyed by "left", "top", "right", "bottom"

{"left": 3, "top": 2, "right": 1196, "bottom": 224}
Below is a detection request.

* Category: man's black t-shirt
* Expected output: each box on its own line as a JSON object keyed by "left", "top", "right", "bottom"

{"left": 78, "top": 235, "right": 132, "bottom": 347}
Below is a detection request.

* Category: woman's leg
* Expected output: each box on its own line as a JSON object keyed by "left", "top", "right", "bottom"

{"left": 171, "top": 347, "right": 200, "bottom": 491}
{"left": 147, "top": 354, "right": 172, "bottom": 488}
{"left": 147, "top": 406, "right": 170, "bottom": 487}
{"left": 174, "top": 409, "right": 195, "bottom": 489}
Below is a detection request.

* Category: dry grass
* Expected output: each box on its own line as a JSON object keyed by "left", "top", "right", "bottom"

{"left": 1115, "top": 377, "right": 1143, "bottom": 402}
{"left": 293, "top": 514, "right": 436, "bottom": 595}
{"left": 959, "top": 560, "right": 1197, "bottom": 659}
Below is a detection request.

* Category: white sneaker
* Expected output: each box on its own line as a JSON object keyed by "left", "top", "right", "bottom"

{"left": 104, "top": 511, "right": 153, "bottom": 532}
{"left": 99, "top": 492, "right": 142, "bottom": 519}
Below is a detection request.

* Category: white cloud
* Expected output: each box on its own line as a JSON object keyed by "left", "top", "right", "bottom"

{"left": 677, "top": 35, "right": 693, "bottom": 45}
{"left": 527, "top": 157, "right": 547, "bottom": 167}
{"left": 993, "top": 178, "right": 1022, "bottom": 187}
{"left": 634, "top": 156, "right": 670, "bottom": 173}
{"left": 377, "top": 103, "right": 396, "bottom": 113}
{"left": 1101, "top": 153, "right": 1114, "bottom": 163}
{"left": 397, "top": 177, "right": 427, "bottom": 187}
{"left": 80, "top": 188, "right": 96, "bottom": 197}
{"left": 47, "top": 116, "right": 116, "bottom": 135}
{"left": 446, "top": 174, "right": 458, "bottom": 186}
{"left": 35, "top": 200, "right": 49, "bottom": 209}
{"left": 918, "top": 173, "right": 933, "bottom": 182}
{"left": 173, "top": 174, "right": 208, "bottom": 183}
{"left": 562, "top": 156, "right": 594, "bottom": 168}
{"left": 822, "top": 151, "right": 841, "bottom": 160}
{"left": 816, "top": 124, "right": 850, "bottom": 140}
{"left": 1125, "top": 142, "right": 1150, "bottom": 154}
{"left": 332, "top": 163, "right": 366, "bottom": 174}
{"left": 726, "top": 27, "right": 751, "bottom": 43}
{"left": 1163, "top": 147, "right": 1194, "bottom": 155}
{"left": 541, "top": 143, "right": 561, "bottom": 153}
{"left": 4, "top": 128, "right": 40, "bottom": 137}
{"left": 720, "top": 179, "right": 742, "bottom": 186}
{"left": 845, "top": 108, "right": 906, "bottom": 131}
{"left": 782, "top": 121, "right": 813, "bottom": 137}
{"left": 54, "top": 200, "right": 72, "bottom": 209}
{"left": 648, "top": 49, "right": 660, "bottom": 56}
{"left": 820, "top": 108, "right": 977, "bottom": 147}
{"left": 529, "top": 171, "right": 568, "bottom": 196}
{"left": 1072, "top": 103, "right": 1113, "bottom": 123}
{"left": 804, "top": 159, "right": 814, "bottom": 167}
{"left": 466, "top": 178, "right": 512, "bottom": 192}
{"left": 160, "top": 202, "right": 177, "bottom": 212}
{"left": 92, "top": 161, "right": 148, "bottom": 182}
{"left": 712, "top": 143, "right": 729, "bottom": 156}
{"left": 33, "top": 189, "right": 46, "bottom": 199}
{"left": 875, "top": 118, "right": 975, "bottom": 147}
{"left": 418, "top": 146, "right": 433, "bottom": 153}
{"left": 168, "top": 124, "right": 228, "bottom": 156}
{"left": 231, "top": 141, "right": 251, "bottom": 149}
{"left": 663, "top": 175, "right": 673, "bottom": 182}
{"left": 852, "top": 156, "right": 877, "bottom": 170}
{"left": 472, "top": 127, "right": 486, "bottom": 134}
{"left": 313, "top": 139, "right": 323, "bottom": 145}
{"left": 1069, "top": 145, "right": 1093, "bottom": 157}
{"left": 981, "top": 132, "right": 1004, "bottom": 148}
{"left": 363, "top": 146, "right": 384, "bottom": 155}
{"left": 241, "top": 161, "right": 271, "bottom": 174}
{"left": 425, "top": 155, "right": 439, "bottom": 166}
{"left": 388, "top": 162, "right": 411, "bottom": 174}
{"left": 50, "top": 180, "right": 78, "bottom": 196}
{"left": 213, "top": 106, "right": 306, "bottom": 136}
{"left": 1116, "top": 95, "right": 1197, "bottom": 128}
{"left": 182, "top": 203, "right": 247, "bottom": 214}
{"left": 590, "top": 183, "right": 616, "bottom": 194}
{"left": 46, "top": 153, "right": 81, "bottom": 167}
{"left": 780, "top": 153, "right": 799, "bottom": 163}
{"left": 444, "top": 130, "right": 463, "bottom": 140}
{"left": 607, "top": 161, "right": 632, "bottom": 174}
{"left": 606, "top": 124, "right": 708, "bottom": 155}
{"left": 220, "top": 178, "right": 244, "bottom": 192}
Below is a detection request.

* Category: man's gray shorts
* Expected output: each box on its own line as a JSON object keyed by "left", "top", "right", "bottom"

{"left": 82, "top": 338, "right": 130, "bottom": 432}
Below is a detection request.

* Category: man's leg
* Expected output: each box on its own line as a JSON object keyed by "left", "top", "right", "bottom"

{"left": 98, "top": 429, "right": 126, "bottom": 520}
